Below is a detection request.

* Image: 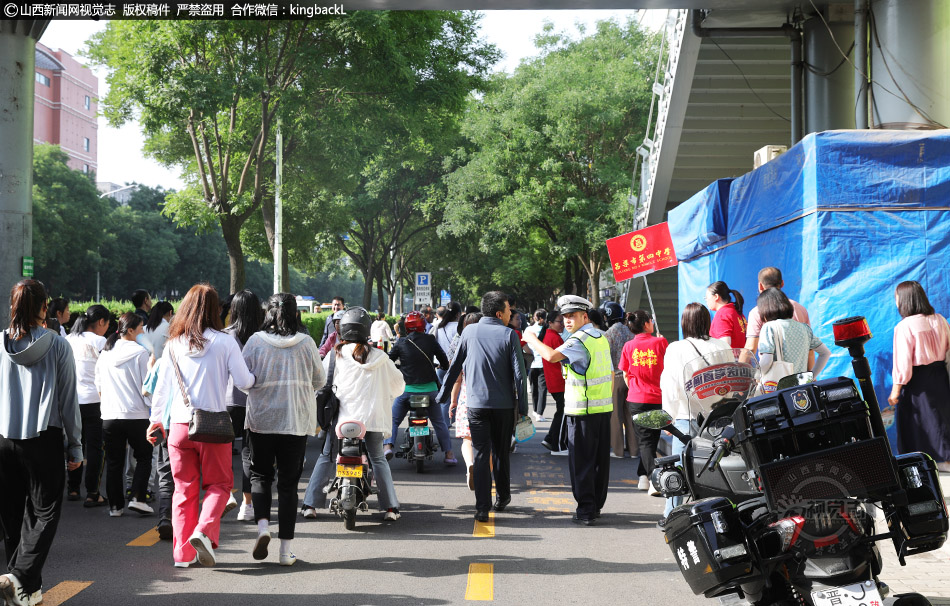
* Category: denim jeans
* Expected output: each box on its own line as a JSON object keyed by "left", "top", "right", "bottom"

{"left": 663, "top": 418, "right": 692, "bottom": 518}
{"left": 385, "top": 391, "right": 453, "bottom": 455}
{"left": 302, "top": 428, "right": 399, "bottom": 511}
{"left": 303, "top": 427, "right": 334, "bottom": 509}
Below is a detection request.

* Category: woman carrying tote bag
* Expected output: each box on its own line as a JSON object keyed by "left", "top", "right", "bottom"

{"left": 756, "top": 288, "right": 830, "bottom": 383}
{"left": 147, "top": 284, "right": 255, "bottom": 569}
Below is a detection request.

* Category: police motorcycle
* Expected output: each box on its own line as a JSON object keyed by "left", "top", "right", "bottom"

{"left": 633, "top": 317, "right": 948, "bottom": 606}
{"left": 395, "top": 394, "right": 436, "bottom": 473}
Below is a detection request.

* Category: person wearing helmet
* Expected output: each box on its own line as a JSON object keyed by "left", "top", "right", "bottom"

{"left": 318, "top": 309, "right": 346, "bottom": 358}
{"left": 332, "top": 307, "right": 405, "bottom": 521}
{"left": 384, "top": 311, "right": 456, "bottom": 465}
{"left": 601, "top": 301, "right": 638, "bottom": 460}
{"left": 523, "top": 295, "right": 614, "bottom": 526}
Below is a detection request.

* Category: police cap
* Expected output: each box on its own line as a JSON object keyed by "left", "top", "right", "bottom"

{"left": 557, "top": 295, "right": 594, "bottom": 314}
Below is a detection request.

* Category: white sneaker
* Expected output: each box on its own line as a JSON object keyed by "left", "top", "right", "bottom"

{"left": 609, "top": 452, "right": 624, "bottom": 459}
{"left": 300, "top": 506, "right": 317, "bottom": 519}
{"left": 188, "top": 531, "right": 215, "bottom": 567}
{"left": 384, "top": 509, "right": 400, "bottom": 521}
{"left": 109, "top": 508, "right": 124, "bottom": 517}
{"left": 0, "top": 573, "right": 29, "bottom": 606}
{"left": 637, "top": 475, "right": 650, "bottom": 490}
{"left": 237, "top": 502, "right": 255, "bottom": 522}
{"left": 536, "top": 416, "right": 548, "bottom": 422}
{"left": 173, "top": 556, "right": 198, "bottom": 569}
{"left": 279, "top": 552, "right": 297, "bottom": 566}
{"left": 252, "top": 529, "right": 271, "bottom": 561}
{"left": 551, "top": 449, "right": 569, "bottom": 456}
{"left": 128, "top": 499, "right": 154, "bottom": 515}
{"left": 223, "top": 492, "right": 238, "bottom": 515}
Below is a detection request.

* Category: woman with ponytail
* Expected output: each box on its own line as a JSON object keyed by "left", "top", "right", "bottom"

{"left": 705, "top": 281, "right": 748, "bottom": 349}
{"left": 95, "top": 313, "right": 153, "bottom": 517}
{"left": 66, "top": 303, "right": 111, "bottom": 506}
{"left": 0, "top": 280, "right": 81, "bottom": 606}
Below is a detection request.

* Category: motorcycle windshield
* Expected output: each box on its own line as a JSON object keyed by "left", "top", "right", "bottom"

{"left": 683, "top": 348, "right": 759, "bottom": 419}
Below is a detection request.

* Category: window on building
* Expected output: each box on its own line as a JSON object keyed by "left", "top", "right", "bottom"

{"left": 35, "top": 72, "right": 50, "bottom": 87}
{"left": 83, "top": 137, "right": 90, "bottom": 152}
{"left": 83, "top": 164, "right": 89, "bottom": 174}
{"left": 84, "top": 95, "right": 91, "bottom": 110}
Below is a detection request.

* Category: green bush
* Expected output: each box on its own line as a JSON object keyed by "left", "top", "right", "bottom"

{"left": 300, "top": 311, "right": 400, "bottom": 344}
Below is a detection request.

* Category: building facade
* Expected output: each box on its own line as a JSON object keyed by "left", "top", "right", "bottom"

{"left": 33, "top": 42, "right": 98, "bottom": 174}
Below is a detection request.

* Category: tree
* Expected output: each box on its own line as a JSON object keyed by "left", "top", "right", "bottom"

{"left": 442, "top": 19, "right": 659, "bottom": 307}
{"left": 87, "top": 14, "right": 499, "bottom": 295}
{"left": 32, "top": 144, "right": 111, "bottom": 299}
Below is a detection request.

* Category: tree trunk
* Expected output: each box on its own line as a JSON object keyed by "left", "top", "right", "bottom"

{"left": 375, "top": 265, "right": 386, "bottom": 313}
{"left": 360, "top": 259, "right": 375, "bottom": 309}
{"left": 221, "top": 216, "right": 245, "bottom": 295}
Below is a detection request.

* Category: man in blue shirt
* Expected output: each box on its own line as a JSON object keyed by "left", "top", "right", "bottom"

{"left": 438, "top": 291, "right": 527, "bottom": 522}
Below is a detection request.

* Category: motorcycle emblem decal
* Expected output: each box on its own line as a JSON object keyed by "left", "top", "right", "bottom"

{"left": 792, "top": 389, "right": 811, "bottom": 412}
{"left": 715, "top": 385, "right": 730, "bottom": 396}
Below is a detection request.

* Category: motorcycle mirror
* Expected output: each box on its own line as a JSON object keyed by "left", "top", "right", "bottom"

{"left": 632, "top": 409, "right": 674, "bottom": 430}
{"left": 776, "top": 372, "right": 815, "bottom": 391}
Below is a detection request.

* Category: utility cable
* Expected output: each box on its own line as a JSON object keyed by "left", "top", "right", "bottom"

{"left": 709, "top": 39, "right": 791, "bottom": 123}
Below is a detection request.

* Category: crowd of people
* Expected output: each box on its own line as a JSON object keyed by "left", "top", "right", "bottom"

{"left": 2, "top": 266, "right": 950, "bottom": 604}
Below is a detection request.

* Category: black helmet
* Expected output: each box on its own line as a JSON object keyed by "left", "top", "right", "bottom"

{"left": 339, "top": 307, "right": 371, "bottom": 342}
{"left": 602, "top": 301, "right": 624, "bottom": 324}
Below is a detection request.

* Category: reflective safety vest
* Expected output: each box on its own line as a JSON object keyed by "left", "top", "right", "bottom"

{"left": 564, "top": 329, "right": 614, "bottom": 416}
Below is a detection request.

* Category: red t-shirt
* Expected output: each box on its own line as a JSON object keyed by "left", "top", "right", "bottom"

{"left": 710, "top": 303, "right": 747, "bottom": 349}
{"left": 618, "top": 333, "right": 667, "bottom": 404}
{"left": 541, "top": 329, "right": 565, "bottom": 393}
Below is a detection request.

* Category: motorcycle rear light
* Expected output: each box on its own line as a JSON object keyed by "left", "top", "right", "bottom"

{"left": 907, "top": 501, "right": 942, "bottom": 516}
{"left": 716, "top": 544, "right": 747, "bottom": 560}
{"left": 903, "top": 465, "right": 924, "bottom": 489}
{"left": 409, "top": 418, "right": 427, "bottom": 426}
{"left": 769, "top": 515, "right": 805, "bottom": 551}
{"left": 338, "top": 456, "right": 363, "bottom": 465}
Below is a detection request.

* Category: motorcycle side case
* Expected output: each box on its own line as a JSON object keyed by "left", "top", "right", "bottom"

{"left": 664, "top": 497, "right": 753, "bottom": 597}
{"left": 891, "top": 452, "right": 949, "bottom": 556}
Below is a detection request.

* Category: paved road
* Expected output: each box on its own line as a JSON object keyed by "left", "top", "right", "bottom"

{"left": 33, "top": 420, "right": 950, "bottom": 605}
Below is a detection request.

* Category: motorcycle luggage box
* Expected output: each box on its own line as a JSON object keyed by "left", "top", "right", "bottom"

{"left": 409, "top": 394, "right": 430, "bottom": 408}
{"left": 664, "top": 497, "right": 752, "bottom": 597}
{"left": 892, "top": 452, "right": 949, "bottom": 555}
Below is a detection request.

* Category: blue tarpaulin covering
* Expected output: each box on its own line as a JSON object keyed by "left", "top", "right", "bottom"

{"left": 668, "top": 129, "right": 950, "bottom": 446}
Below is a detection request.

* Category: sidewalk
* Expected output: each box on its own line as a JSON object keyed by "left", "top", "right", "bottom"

{"left": 876, "top": 473, "right": 950, "bottom": 604}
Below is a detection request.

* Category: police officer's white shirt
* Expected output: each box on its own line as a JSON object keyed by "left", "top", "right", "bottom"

{"left": 555, "top": 322, "right": 601, "bottom": 375}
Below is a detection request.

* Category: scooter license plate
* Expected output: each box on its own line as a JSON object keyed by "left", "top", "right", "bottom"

{"left": 810, "top": 582, "right": 882, "bottom": 606}
{"left": 336, "top": 465, "right": 363, "bottom": 478}
{"left": 409, "top": 426, "right": 430, "bottom": 437}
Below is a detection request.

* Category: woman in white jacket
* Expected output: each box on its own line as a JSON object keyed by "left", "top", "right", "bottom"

{"left": 242, "top": 293, "right": 325, "bottom": 567}
{"left": 658, "top": 303, "right": 731, "bottom": 518}
{"left": 96, "top": 313, "right": 154, "bottom": 517}
{"left": 333, "top": 307, "right": 405, "bottom": 521}
{"left": 143, "top": 301, "right": 174, "bottom": 359}
{"left": 147, "top": 284, "right": 255, "bottom": 569}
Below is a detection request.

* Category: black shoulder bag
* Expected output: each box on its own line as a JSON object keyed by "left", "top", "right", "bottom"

{"left": 316, "top": 352, "right": 340, "bottom": 431}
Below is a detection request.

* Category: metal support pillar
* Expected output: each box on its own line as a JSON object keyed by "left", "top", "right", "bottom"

{"left": 0, "top": 21, "right": 48, "bottom": 329}
{"left": 854, "top": 0, "right": 869, "bottom": 129}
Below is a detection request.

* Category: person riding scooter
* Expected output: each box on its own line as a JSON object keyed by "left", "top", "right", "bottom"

{"left": 384, "top": 311, "right": 457, "bottom": 465}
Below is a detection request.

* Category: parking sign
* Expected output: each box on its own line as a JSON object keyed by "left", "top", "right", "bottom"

{"left": 414, "top": 272, "right": 431, "bottom": 305}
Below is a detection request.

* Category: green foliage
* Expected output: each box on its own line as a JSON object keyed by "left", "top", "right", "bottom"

{"left": 32, "top": 145, "right": 111, "bottom": 299}
{"left": 299, "top": 312, "right": 329, "bottom": 344}
{"left": 441, "top": 18, "right": 659, "bottom": 307}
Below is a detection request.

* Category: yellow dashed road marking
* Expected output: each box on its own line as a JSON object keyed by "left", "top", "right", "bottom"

{"left": 127, "top": 527, "right": 161, "bottom": 547}
{"left": 39, "top": 581, "right": 92, "bottom": 606}
{"left": 465, "top": 563, "right": 494, "bottom": 601}
{"left": 473, "top": 512, "right": 495, "bottom": 537}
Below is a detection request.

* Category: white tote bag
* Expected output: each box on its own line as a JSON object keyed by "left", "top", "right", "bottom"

{"left": 757, "top": 323, "right": 796, "bottom": 395}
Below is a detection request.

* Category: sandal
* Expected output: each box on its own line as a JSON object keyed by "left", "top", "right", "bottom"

{"left": 67, "top": 491, "right": 81, "bottom": 502}
{"left": 83, "top": 494, "right": 106, "bottom": 508}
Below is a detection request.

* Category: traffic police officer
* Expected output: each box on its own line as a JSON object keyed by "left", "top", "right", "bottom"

{"left": 523, "top": 295, "right": 613, "bottom": 525}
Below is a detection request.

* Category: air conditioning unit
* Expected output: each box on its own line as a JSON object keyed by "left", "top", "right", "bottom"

{"left": 754, "top": 145, "right": 787, "bottom": 169}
